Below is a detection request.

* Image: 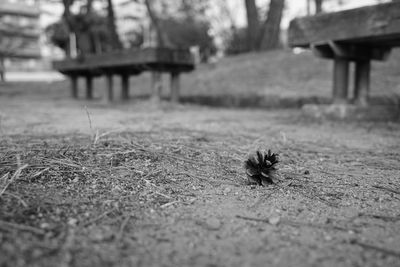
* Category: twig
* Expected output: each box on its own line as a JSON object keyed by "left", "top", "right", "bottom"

{"left": 48, "top": 159, "right": 82, "bottom": 169}
{"left": 93, "top": 129, "right": 100, "bottom": 145}
{"left": 139, "top": 171, "right": 174, "bottom": 199}
{"left": 160, "top": 200, "right": 180, "bottom": 208}
{"left": 84, "top": 105, "right": 93, "bottom": 132}
{"left": 0, "top": 220, "right": 45, "bottom": 235}
{"left": 0, "top": 172, "right": 9, "bottom": 180}
{"left": 350, "top": 239, "right": 400, "bottom": 258}
{"left": 372, "top": 185, "right": 400, "bottom": 195}
{"left": 236, "top": 215, "right": 268, "bottom": 223}
{"left": 94, "top": 128, "right": 123, "bottom": 144}
{"left": 154, "top": 191, "right": 172, "bottom": 199}
{"left": 29, "top": 167, "right": 50, "bottom": 180}
{"left": 0, "top": 164, "right": 28, "bottom": 197}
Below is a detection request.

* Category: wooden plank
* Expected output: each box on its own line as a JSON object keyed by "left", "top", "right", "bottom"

{"left": 53, "top": 48, "right": 194, "bottom": 74}
{"left": 288, "top": 2, "right": 400, "bottom": 47}
{"left": 311, "top": 43, "right": 391, "bottom": 61}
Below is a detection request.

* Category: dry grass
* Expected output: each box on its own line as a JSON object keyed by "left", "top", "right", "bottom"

{"left": 0, "top": 130, "right": 246, "bottom": 266}
{"left": 1, "top": 117, "right": 400, "bottom": 267}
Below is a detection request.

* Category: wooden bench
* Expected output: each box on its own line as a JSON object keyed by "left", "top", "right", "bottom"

{"left": 53, "top": 47, "right": 195, "bottom": 103}
{"left": 288, "top": 2, "right": 400, "bottom": 106}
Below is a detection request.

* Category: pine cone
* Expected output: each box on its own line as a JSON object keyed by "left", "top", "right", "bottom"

{"left": 245, "top": 150, "right": 279, "bottom": 186}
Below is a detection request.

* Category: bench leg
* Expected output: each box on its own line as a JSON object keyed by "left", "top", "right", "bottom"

{"left": 353, "top": 60, "right": 370, "bottom": 107}
{"left": 151, "top": 72, "right": 162, "bottom": 102}
{"left": 104, "top": 74, "right": 113, "bottom": 103}
{"left": 121, "top": 74, "right": 129, "bottom": 100}
{"left": 0, "top": 57, "right": 5, "bottom": 82}
{"left": 170, "top": 72, "right": 180, "bottom": 103}
{"left": 86, "top": 76, "right": 93, "bottom": 99}
{"left": 332, "top": 58, "right": 349, "bottom": 104}
{"left": 71, "top": 76, "right": 78, "bottom": 98}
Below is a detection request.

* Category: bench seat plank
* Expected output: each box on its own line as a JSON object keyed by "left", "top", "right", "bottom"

{"left": 288, "top": 2, "right": 400, "bottom": 48}
{"left": 53, "top": 47, "right": 194, "bottom": 75}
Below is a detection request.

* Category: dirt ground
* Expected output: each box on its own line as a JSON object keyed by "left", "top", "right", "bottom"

{"left": 1, "top": 84, "right": 400, "bottom": 267}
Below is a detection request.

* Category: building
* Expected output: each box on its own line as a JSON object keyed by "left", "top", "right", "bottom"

{"left": 0, "top": 0, "right": 41, "bottom": 80}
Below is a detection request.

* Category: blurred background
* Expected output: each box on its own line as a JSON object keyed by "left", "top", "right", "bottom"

{"left": 0, "top": 0, "right": 392, "bottom": 82}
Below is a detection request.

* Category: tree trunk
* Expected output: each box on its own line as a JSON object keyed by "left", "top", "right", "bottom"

{"left": 258, "top": 0, "right": 284, "bottom": 51}
{"left": 315, "top": 0, "right": 323, "bottom": 14}
{"left": 106, "top": 0, "right": 123, "bottom": 50}
{"left": 244, "top": 0, "right": 260, "bottom": 51}
{"left": 86, "top": 0, "right": 94, "bottom": 13}
{"left": 144, "top": 0, "right": 173, "bottom": 103}
{"left": 61, "top": 0, "right": 75, "bottom": 57}
{"left": 306, "top": 0, "right": 311, "bottom": 15}
{"left": 144, "top": 0, "right": 173, "bottom": 47}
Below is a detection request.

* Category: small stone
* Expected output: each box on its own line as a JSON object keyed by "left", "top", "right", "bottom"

{"left": 268, "top": 216, "right": 280, "bottom": 225}
{"left": 67, "top": 218, "right": 78, "bottom": 226}
{"left": 205, "top": 218, "right": 222, "bottom": 230}
{"left": 40, "top": 222, "right": 50, "bottom": 229}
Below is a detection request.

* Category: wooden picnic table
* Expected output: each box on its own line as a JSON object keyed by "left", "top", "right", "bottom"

{"left": 288, "top": 2, "right": 400, "bottom": 106}
{"left": 53, "top": 47, "right": 195, "bottom": 103}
